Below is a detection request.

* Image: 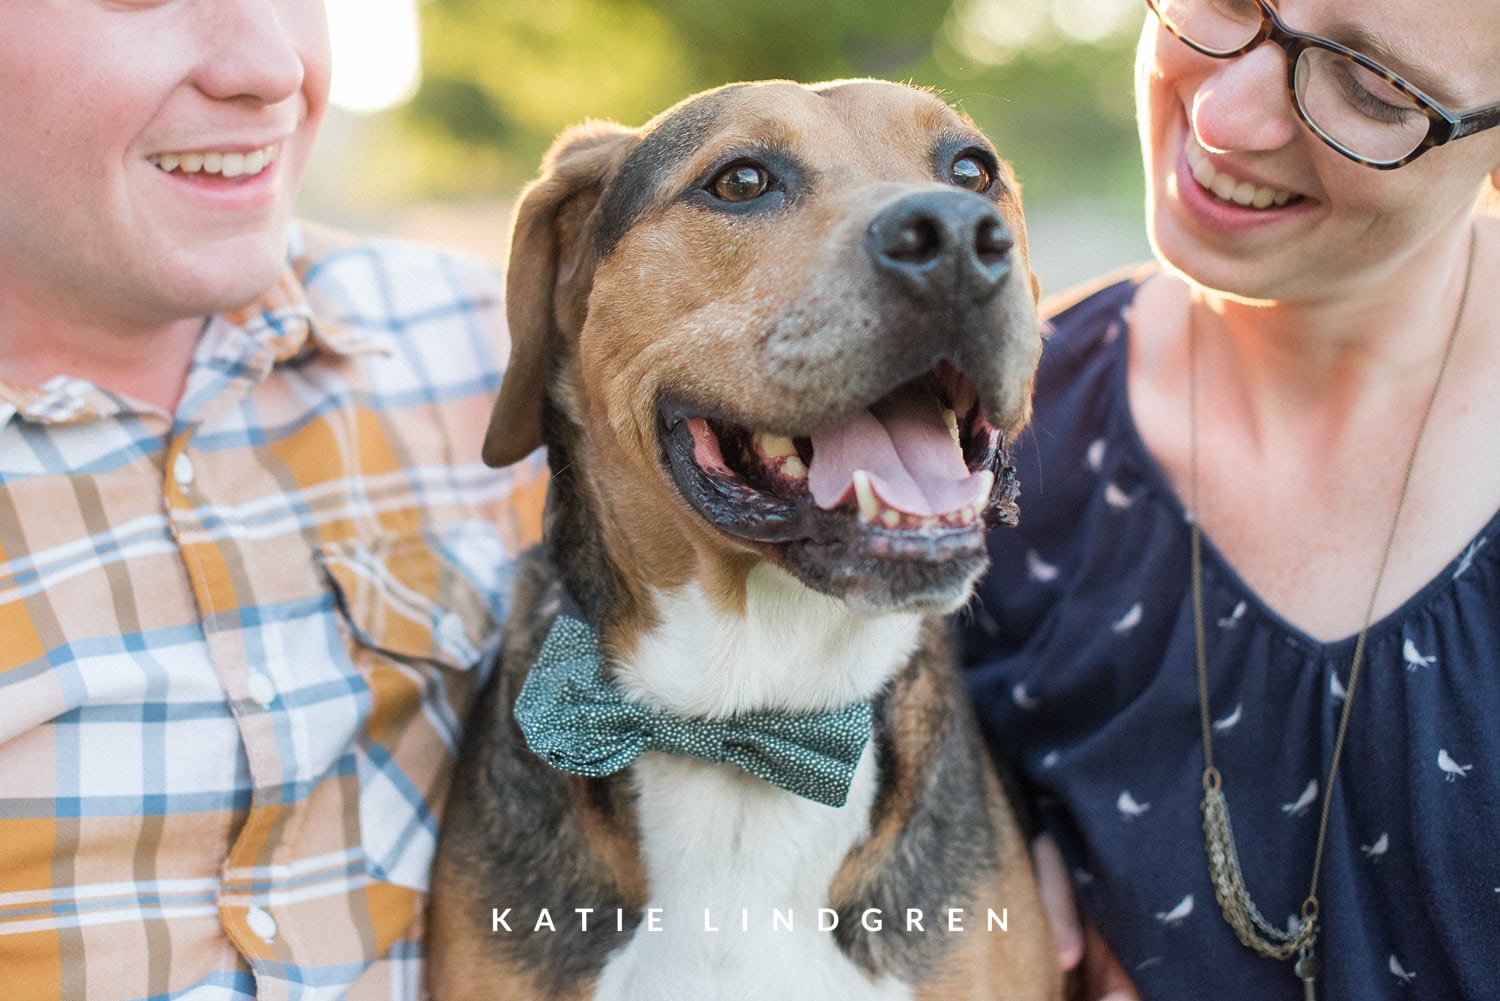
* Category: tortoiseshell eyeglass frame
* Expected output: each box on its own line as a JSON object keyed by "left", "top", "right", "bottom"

{"left": 1145, "top": 0, "right": 1500, "bottom": 169}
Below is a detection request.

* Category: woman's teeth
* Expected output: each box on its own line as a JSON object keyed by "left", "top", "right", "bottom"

{"left": 149, "top": 145, "right": 276, "bottom": 179}
{"left": 1185, "top": 141, "right": 1297, "bottom": 209}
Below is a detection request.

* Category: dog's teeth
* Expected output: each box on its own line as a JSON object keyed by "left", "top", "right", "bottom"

{"left": 972, "top": 469, "right": 996, "bottom": 507}
{"left": 782, "top": 455, "right": 807, "bottom": 480}
{"left": 881, "top": 508, "right": 902, "bottom": 529}
{"left": 966, "top": 488, "right": 991, "bottom": 523}
{"left": 755, "top": 431, "right": 798, "bottom": 458}
{"left": 853, "top": 470, "right": 880, "bottom": 522}
{"left": 943, "top": 408, "right": 960, "bottom": 446}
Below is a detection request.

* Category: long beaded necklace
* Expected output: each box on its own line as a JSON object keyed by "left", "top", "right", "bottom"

{"left": 1188, "top": 230, "right": 1476, "bottom": 1001}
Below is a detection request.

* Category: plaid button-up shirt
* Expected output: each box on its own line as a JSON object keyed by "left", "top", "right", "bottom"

{"left": 0, "top": 224, "right": 544, "bottom": 1000}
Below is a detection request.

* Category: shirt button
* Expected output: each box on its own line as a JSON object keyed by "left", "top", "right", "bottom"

{"left": 247, "top": 673, "right": 277, "bottom": 709}
{"left": 246, "top": 906, "right": 278, "bottom": 943}
{"left": 172, "top": 451, "right": 196, "bottom": 488}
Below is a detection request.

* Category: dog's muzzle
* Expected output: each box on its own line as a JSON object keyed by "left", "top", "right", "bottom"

{"left": 653, "top": 185, "right": 1033, "bottom": 609}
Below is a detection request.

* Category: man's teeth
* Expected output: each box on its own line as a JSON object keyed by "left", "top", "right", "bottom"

{"left": 149, "top": 145, "right": 276, "bottom": 178}
{"left": 1185, "top": 141, "right": 1295, "bottom": 209}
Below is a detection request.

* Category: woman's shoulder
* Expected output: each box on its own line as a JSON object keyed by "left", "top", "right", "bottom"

{"left": 1027, "top": 263, "right": 1154, "bottom": 385}
{"left": 1040, "top": 262, "right": 1156, "bottom": 329}
{"left": 1020, "top": 264, "right": 1153, "bottom": 413}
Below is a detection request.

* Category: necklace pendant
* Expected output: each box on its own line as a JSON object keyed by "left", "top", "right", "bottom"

{"left": 1295, "top": 949, "right": 1320, "bottom": 1001}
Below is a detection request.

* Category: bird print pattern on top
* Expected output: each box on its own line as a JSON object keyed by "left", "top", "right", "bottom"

{"left": 961, "top": 278, "right": 1500, "bottom": 1001}
{"left": 1155, "top": 895, "right": 1194, "bottom": 926}
{"left": 1218, "top": 601, "right": 1248, "bottom": 629}
{"left": 1437, "top": 750, "right": 1472, "bottom": 782}
{"left": 1087, "top": 438, "right": 1107, "bottom": 474}
{"left": 1026, "top": 549, "right": 1059, "bottom": 582}
{"left": 1330, "top": 671, "right": 1348, "bottom": 702}
{"left": 1211, "top": 703, "right": 1243, "bottom": 735}
{"left": 1105, "top": 481, "right": 1134, "bottom": 509}
{"left": 1281, "top": 780, "right": 1318, "bottom": 819}
{"left": 1403, "top": 638, "right": 1437, "bottom": 672}
{"left": 1112, "top": 602, "right": 1143, "bottom": 635}
{"left": 1117, "top": 791, "right": 1151, "bottom": 821}
{"left": 1454, "top": 537, "right": 1487, "bottom": 579}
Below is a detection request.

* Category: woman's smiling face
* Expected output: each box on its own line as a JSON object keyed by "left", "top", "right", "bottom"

{"left": 1136, "top": 0, "right": 1500, "bottom": 303}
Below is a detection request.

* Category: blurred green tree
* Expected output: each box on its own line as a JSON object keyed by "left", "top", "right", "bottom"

{"left": 395, "top": 0, "right": 1145, "bottom": 205}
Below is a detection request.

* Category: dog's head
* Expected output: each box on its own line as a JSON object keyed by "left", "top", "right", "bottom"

{"left": 487, "top": 79, "right": 1041, "bottom": 617}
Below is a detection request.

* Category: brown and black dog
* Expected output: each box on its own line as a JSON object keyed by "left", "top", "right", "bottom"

{"left": 429, "top": 79, "right": 1060, "bottom": 1001}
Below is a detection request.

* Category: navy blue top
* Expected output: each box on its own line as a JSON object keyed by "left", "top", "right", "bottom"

{"left": 962, "top": 276, "right": 1500, "bottom": 1000}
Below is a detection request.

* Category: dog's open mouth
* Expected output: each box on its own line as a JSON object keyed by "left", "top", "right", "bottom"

{"left": 660, "top": 363, "right": 1019, "bottom": 563}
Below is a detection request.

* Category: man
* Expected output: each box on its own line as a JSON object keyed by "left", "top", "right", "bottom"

{"left": 0, "top": 3, "right": 540, "bottom": 998}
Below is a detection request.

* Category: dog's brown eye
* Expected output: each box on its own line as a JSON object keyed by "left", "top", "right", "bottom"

{"left": 711, "top": 162, "right": 771, "bottom": 202}
{"left": 950, "top": 156, "right": 993, "bottom": 193}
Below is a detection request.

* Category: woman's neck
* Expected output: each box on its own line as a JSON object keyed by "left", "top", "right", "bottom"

{"left": 1191, "top": 223, "right": 1478, "bottom": 456}
{"left": 1128, "top": 216, "right": 1499, "bottom": 640}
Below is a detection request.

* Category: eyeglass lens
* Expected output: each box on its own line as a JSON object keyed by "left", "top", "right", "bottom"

{"left": 1151, "top": 0, "right": 1429, "bottom": 162}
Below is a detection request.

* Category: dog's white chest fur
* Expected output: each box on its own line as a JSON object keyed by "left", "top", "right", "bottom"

{"left": 592, "top": 566, "right": 922, "bottom": 1000}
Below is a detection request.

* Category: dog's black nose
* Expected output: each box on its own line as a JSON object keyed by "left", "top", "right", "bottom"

{"left": 866, "top": 191, "right": 1013, "bottom": 303}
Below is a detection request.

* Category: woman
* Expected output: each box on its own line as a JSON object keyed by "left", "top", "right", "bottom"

{"left": 963, "top": 1, "right": 1500, "bottom": 998}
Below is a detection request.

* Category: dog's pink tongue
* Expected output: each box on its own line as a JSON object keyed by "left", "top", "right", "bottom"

{"left": 807, "top": 386, "right": 978, "bottom": 517}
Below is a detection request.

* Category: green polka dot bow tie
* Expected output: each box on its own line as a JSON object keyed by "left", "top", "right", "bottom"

{"left": 513, "top": 615, "right": 874, "bottom": 807}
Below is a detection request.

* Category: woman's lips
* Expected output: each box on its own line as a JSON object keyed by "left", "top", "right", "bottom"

{"left": 1184, "top": 137, "right": 1302, "bottom": 210}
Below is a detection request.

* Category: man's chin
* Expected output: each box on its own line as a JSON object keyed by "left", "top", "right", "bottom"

{"left": 162, "top": 230, "right": 294, "bottom": 319}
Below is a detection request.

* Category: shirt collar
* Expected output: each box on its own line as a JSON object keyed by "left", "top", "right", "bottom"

{"left": 223, "top": 235, "right": 394, "bottom": 363}
{"left": 0, "top": 375, "right": 124, "bottom": 427}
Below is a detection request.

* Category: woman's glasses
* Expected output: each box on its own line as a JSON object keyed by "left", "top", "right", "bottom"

{"left": 1145, "top": 0, "right": 1500, "bottom": 168}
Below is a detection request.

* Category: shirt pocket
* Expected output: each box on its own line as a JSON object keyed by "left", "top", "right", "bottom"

{"left": 318, "top": 520, "right": 509, "bottom": 891}
{"left": 319, "top": 524, "right": 506, "bottom": 672}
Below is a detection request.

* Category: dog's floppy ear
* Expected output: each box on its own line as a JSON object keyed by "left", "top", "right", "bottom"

{"left": 483, "top": 122, "right": 636, "bottom": 468}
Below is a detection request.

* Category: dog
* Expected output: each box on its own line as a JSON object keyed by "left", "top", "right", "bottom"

{"left": 429, "top": 79, "right": 1060, "bottom": 1001}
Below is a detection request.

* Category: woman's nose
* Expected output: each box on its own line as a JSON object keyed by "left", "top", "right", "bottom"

{"left": 1189, "top": 43, "right": 1301, "bottom": 155}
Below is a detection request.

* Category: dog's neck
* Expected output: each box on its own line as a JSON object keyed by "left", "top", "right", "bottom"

{"left": 610, "top": 563, "right": 924, "bottom": 719}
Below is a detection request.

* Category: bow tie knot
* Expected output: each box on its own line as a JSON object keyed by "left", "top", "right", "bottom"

{"left": 513, "top": 615, "right": 874, "bottom": 807}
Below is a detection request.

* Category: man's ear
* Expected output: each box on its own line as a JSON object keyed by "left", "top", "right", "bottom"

{"left": 483, "top": 122, "right": 636, "bottom": 468}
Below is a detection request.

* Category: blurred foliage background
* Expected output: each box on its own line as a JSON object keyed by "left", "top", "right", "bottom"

{"left": 302, "top": 0, "right": 1153, "bottom": 292}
